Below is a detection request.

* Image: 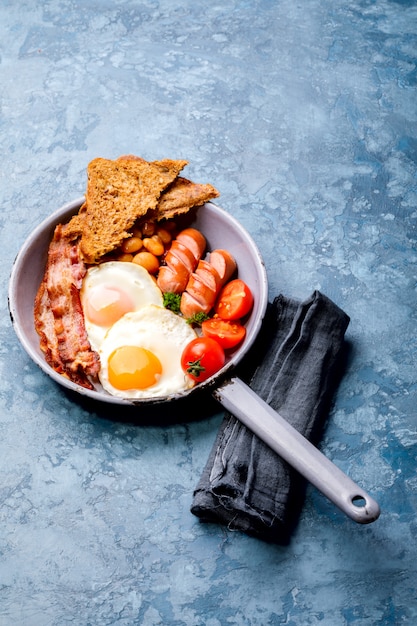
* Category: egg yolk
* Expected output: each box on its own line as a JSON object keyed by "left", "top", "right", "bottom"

{"left": 108, "top": 346, "right": 162, "bottom": 390}
{"left": 85, "top": 285, "right": 135, "bottom": 327}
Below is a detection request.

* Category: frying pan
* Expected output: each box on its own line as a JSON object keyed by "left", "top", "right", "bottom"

{"left": 9, "top": 198, "right": 380, "bottom": 524}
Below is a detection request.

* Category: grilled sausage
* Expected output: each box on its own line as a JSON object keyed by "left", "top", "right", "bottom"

{"left": 157, "top": 228, "right": 206, "bottom": 293}
{"left": 180, "top": 249, "right": 237, "bottom": 318}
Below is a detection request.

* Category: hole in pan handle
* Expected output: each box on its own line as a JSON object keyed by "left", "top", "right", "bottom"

{"left": 214, "top": 376, "right": 381, "bottom": 524}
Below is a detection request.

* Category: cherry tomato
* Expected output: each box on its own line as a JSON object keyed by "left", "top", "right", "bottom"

{"left": 201, "top": 318, "right": 246, "bottom": 349}
{"left": 181, "top": 337, "right": 225, "bottom": 383}
{"left": 215, "top": 279, "right": 254, "bottom": 320}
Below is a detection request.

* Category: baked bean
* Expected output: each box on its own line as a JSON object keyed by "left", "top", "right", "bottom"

{"left": 121, "top": 236, "right": 143, "bottom": 254}
{"left": 117, "top": 253, "right": 134, "bottom": 262}
{"left": 163, "top": 220, "right": 177, "bottom": 231}
{"left": 141, "top": 221, "right": 155, "bottom": 237}
{"left": 156, "top": 227, "right": 172, "bottom": 245}
{"left": 131, "top": 226, "right": 142, "bottom": 238}
{"left": 132, "top": 251, "right": 160, "bottom": 274}
{"left": 143, "top": 235, "right": 165, "bottom": 257}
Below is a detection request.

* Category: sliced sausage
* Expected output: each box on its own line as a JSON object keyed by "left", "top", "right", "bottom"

{"left": 157, "top": 227, "right": 206, "bottom": 294}
{"left": 180, "top": 249, "right": 237, "bottom": 318}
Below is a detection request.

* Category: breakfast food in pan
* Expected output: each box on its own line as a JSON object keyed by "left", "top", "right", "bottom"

{"left": 34, "top": 155, "right": 253, "bottom": 398}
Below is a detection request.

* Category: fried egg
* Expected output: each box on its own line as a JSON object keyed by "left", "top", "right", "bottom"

{"left": 98, "top": 304, "right": 197, "bottom": 399}
{"left": 80, "top": 261, "right": 163, "bottom": 351}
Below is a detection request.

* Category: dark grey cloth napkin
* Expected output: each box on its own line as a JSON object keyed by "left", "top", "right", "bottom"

{"left": 191, "top": 290, "right": 350, "bottom": 543}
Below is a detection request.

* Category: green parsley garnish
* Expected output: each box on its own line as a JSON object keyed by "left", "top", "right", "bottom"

{"left": 163, "top": 292, "right": 181, "bottom": 313}
{"left": 186, "top": 311, "right": 210, "bottom": 326}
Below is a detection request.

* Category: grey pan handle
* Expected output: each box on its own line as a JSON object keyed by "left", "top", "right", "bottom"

{"left": 214, "top": 377, "right": 380, "bottom": 524}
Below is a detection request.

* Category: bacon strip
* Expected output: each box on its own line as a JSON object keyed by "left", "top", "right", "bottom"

{"left": 34, "top": 224, "right": 100, "bottom": 389}
{"left": 34, "top": 281, "right": 65, "bottom": 374}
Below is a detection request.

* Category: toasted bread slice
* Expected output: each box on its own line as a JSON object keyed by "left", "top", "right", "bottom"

{"left": 62, "top": 203, "right": 87, "bottom": 241}
{"left": 78, "top": 157, "right": 187, "bottom": 263}
{"left": 117, "top": 155, "right": 220, "bottom": 219}
{"left": 155, "top": 176, "right": 219, "bottom": 220}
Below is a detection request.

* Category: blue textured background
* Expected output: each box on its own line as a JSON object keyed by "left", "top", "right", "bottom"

{"left": 1, "top": 1, "right": 416, "bottom": 624}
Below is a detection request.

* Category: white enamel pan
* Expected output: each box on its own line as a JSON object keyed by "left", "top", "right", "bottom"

{"left": 9, "top": 198, "right": 380, "bottom": 524}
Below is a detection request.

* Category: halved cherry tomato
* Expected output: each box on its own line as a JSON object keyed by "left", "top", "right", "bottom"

{"left": 181, "top": 337, "right": 225, "bottom": 383}
{"left": 201, "top": 318, "right": 246, "bottom": 349}
{"left": 215, "top": 279, "right": 254, "bottom": 320}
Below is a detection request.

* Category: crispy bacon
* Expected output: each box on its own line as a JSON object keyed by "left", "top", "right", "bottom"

{"left": 34, "top": 223, "right": 100, "bottom": 390}
{"left": 34, "top": 281, "right": 65, "bottom": 374}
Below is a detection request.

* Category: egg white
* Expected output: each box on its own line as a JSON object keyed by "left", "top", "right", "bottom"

{"left": 98, "top": 304, "right": 197, "bottom": 399}
{"left": 80, "top": 261, "right": 163, "bottom": 351}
